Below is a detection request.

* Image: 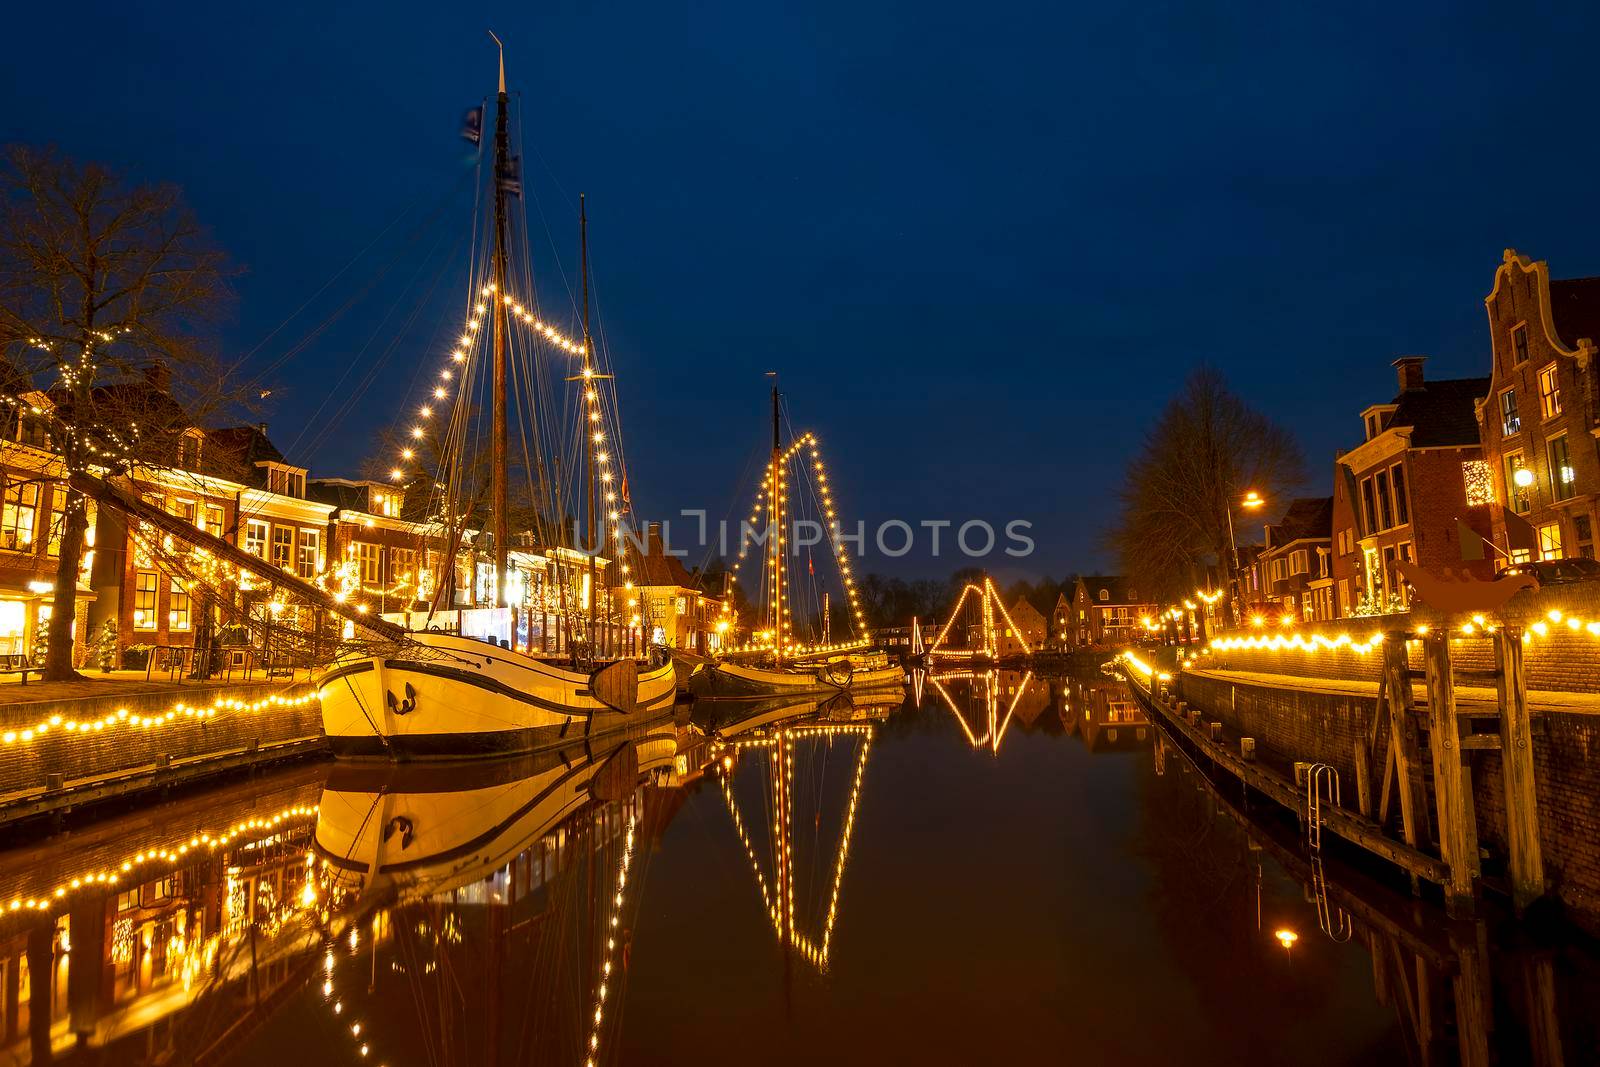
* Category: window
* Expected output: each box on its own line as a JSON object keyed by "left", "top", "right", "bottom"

{"left": 1537, "top": 522, "right": 1563, "bottom": 561}
{"left": 1375, "top": 469, "right": 1393, "bottom": 529}
{"left": 1360, "top": 477, "right": 1377, "bottom": 534}
{"left": 271, "top": 526, "right": 294, "bottom": 570}
{"left": 1576, "top": 514, "right": 1594, "bottom": 559}
{"left": 1363, "top": 546, "right": 1383, "bottom": 603}
{"left": 297, "top": 529, "right": 321, "bottom": 578}
{"left": 675, "top": 596, "right": 687, "bottom": 615}
{"left": 1504, "top": 452, "right": 1532, "bottom": 513}
{"left": 1098, "top": 588, "right": 1109, "bottom": 602}
{"left": 169, "top": 498, "right": 197, "bottom": 525}
{"left": 1499, "top": 389, "right": 1521, "bottom": 436}
{"left": 1539, "top": 364, "right": 1562, "bottom": 419}
{"left": 1290, "top": 549, "right": 1308, "bottom": 575}
{"left": 389, "top": 547, "right": 416, "bottom": 590}
{"left": 204, "top": 505, "right": 225, "bottom": 537}
{"left": 1548, "top": 435, "right": 1575, "bottom": 501}
{"left": 1365, "top": 413, "right": 1379, "bottom": 440}
{"left": 370, "top": 489, "right": 401, "bottom": 518}
{"left": 133, "top": 571, "right": 158, "bottom": 630}
{"left": 178, "top": 431, "right": 202, "bottom": 469}
{"left": 45, "top": 487, "right": 66, "bottom": 557}
{"left": 1390, "top": 463, "right": 1409, "bottom": 526}
{"left": 169, "top": 579, "right": 191, "bottom": 631}
{"left": 356, "top": 542, "right": 381, "bottom": 586}
{"left": 1512, "top": 322, "right": 1530, "bottom": 365}
{"left": 244, "top": 520, "right": 269, "bottom": 558}
{"left": 1, "top": 480, "right": 38, "bottom": 551}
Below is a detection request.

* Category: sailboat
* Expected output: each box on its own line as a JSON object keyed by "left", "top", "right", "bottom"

{"left": 689, "top": 384, "right": 903, "bottom": 699}
{"left": 317, "top": 39, "right": 674, "bottom": 757}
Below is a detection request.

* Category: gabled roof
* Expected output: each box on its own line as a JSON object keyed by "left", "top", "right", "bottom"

{"left": 1075, "top": 575, "right": 1145, "bottom": 605}
{"left": 1265, "top": 497, "right": 1332, "bottom": 550}
{"left": 1007, "top": 598, "right": 1046, "bottom": 629}
{"left": 204, "top": 424, "right": 291, "bottom": 485}
{"left": 1384, "top": 376, "right": 1490, "bottom": 448}
{"left": 627, "top": 526, "right": 696, "bottom": 589}
{"left": 308, "top": 479, "right": 370, "bottom": 512}
{"left": 1550, "top": 276, "right": 1600, "bottom": 350}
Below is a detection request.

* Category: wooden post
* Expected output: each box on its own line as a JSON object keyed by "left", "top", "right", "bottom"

{"left": 1495, "top": 626, "right": 1545, "bottom": 913}
{"left": 1353, "top": 740, "right": 1372, "bottom": 818}
{"left": 1383, "top": 633, "right": 1431, "bottom": 858}
{"left": 1449, "top": 923, "right": 1494, "bottom": 1067}
{"left": 1424, "top": 632, "right": 1478, "bottom": 916}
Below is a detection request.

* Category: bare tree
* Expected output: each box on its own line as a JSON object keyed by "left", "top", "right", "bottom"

{"left": 0, "top": 146, "right": 232, "bottom": 679}
{"left": 1108, "top": 366, "right": 1306, "bottom": 623}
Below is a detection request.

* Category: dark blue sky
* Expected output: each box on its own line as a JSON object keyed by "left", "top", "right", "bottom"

{"left": 6, "top": 1, "right": 1600, "bottom": 580}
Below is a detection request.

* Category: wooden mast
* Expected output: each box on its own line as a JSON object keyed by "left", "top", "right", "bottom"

{"left": 489, "top": 32, "right": 511, "bottom": 608}
{"left": 770, "top": 381, "right": 783, "bottom": 665}
{"left": 581, "top": 194, "right": 598, "bottom": 657}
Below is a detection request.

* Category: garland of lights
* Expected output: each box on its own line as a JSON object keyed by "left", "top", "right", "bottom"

{"left": 0, "top": 690, "right": 316, "bottom": 747}
{"left": 733, "top": 432, "right": 868, "bottom": 648}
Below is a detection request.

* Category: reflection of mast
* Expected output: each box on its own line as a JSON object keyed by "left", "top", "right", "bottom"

{"left": 769, "top": 381, "right": 784, "bottom": 664}
{"left": 489, "top": 32, "right": 510, "bottom": 607}
{"left": 581, "top": 195, "right": 598, "bottom": 655}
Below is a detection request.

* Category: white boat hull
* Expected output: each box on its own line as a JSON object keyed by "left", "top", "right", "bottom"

{"left": 317, "top": 632, "right": 676, "bottom": 758}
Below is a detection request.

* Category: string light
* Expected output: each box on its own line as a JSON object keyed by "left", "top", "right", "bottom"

{"left": 1209, "top": 632, "right": 1385, "bottom": 655}
{"left": 0, "top": 690, "right": 317, "bottom": 748}
{"left": 583, "top": 811, "right": 637, "bottom": 1067}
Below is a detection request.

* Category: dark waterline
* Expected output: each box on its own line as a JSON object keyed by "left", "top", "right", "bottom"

{"left": 2, "top": 670, "right": 1595, "bottom": 1065}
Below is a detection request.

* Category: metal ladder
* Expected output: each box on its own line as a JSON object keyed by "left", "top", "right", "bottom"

{"left": 1305, "top": 762, "right": 1340, "bottom": 853}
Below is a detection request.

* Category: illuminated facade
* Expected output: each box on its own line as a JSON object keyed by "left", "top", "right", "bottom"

{"left": 1475, "top": 250, "right": 1600, "bottom": 563}
{"left": 1065, "top": 576, "right": 1157, "bottom": 647}
{"left": 0, "top": 433, "right": 94, "bottom": 661}
{"left": 1330, "top": 357, "right": 1494, "bottom": 617}
{"left": 628, "top": 524, "right": 725, "bottom": 651}
{"left": 1255, "top": 497, "right": 1335, "bottom": 622}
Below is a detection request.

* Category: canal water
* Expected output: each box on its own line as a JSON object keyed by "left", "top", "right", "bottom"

{"left": 1, "top": 669, "right": 1595, "bottom": 1065}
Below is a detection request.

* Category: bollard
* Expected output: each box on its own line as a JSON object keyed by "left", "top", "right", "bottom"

{"left": 155, "top": 754, "right": 171, "bottom": 771}
{"left": 1240, "top": 737, "right": 1257, "bottom": 762}
{"left": 247, "top": 737, "right": 261, "bottom": 753}
{"left": 1207, "top": 722, "right": 1223, "bottom": 742}
{"left": 1190, "top": 710, "right": 1205, "bottom": 727}
{"left": 1176, "top": 701, "right": 1188, "bottom": 715}
{"left": 44, "top": 772, "right": 64, "bottom": 791}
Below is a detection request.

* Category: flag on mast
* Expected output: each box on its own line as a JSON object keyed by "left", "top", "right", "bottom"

{"left": 460, "top": 106, "right": 484, "bottom": 144}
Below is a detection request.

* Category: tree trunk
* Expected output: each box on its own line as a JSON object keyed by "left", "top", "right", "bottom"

{"left": 44, "top": 490, "right": 88, "bottom": 682}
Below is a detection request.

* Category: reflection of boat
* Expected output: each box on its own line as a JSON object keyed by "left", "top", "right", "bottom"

{"left": 690, "top": 384, "right": 904, "bottom": 700}
{"left": 312, "top": 716, "right": 678, "bottom": 901}
{"left": 695, "top": 694, "right": 834, "bottom": 738}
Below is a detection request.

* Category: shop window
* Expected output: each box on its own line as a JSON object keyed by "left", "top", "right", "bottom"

{"left": 1538, "top": 522, "right": 1564, "bottom": 561}
{"left": 133, "top": 571, "right": 158, "bottom": 630}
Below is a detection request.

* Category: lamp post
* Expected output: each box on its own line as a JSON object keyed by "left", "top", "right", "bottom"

{"left": 1225, "top": 489, "right": 1266, "bottom": 629}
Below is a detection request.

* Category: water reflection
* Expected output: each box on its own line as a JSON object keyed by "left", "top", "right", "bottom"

{"left": 0, "top": 672, "right": 1592, "bottom": 1064}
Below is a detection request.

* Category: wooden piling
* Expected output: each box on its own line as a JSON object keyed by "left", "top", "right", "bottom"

{"left": 1495, "top": 626, "right": 1545, "bottom": 913}
{"left": 1383, "top": 633, "right": 1431, "bottom": 856}
{"left": 1423, "top": 632, "right": 1478, "bottom": 916}
{"left": 1353, "top": 740, "right": 1372, "bottom": 818}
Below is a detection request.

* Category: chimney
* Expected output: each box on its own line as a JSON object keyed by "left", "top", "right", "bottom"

{"left": 1393, "top": 355, "right": 1426, "bottom": 393}
{"left": 647, "top": 522, "right": 663, "bottom": 558}
{"left": 141, "top": 361, "right": 171, "bottom": 393}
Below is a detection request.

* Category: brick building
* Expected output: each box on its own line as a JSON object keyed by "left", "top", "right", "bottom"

{"left": 1256, "top": 497, "right": 1334, "bottom": 622}
{"left": 1066, "top": 576, "right": 1156, "bottom": 648}
{"left": 1475, "top": 249, "right": 1600, "bottom": 562}
{"left": 0, "top": 437, "right": 95, "bottom": 659}
{"left": 309, "top": 478, "right": 453, "bottom": 613}
{"left": 628, "top": 524, "right": 726, "bottom": 652}
{"left": 1330, "top": 357, "right": 1494, "bottom": 617}
{"left": 1000, "top": 597, "right": 1047, "bottom": 656}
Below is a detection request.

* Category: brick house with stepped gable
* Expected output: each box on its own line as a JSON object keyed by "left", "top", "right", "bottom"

{"left": 1475, "top": 249, "right": 1600, "bottom": 563}
{"left": 1330, "top": 357, "right": 1494, "bottom": 618}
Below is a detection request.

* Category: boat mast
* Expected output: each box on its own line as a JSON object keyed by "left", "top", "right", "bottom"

{"left": 489, "top": 32, "right": 511, "bottom": 608}
{"left": 770, "top": 381, "right": 784, "bottom": 665}
{"left": 581, "top": 194, "right": 598, "bottom": 656}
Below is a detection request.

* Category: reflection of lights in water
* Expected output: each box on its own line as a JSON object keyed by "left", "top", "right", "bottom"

{"left": 1275, "top": 929, "right": 1298, "bottom": 949}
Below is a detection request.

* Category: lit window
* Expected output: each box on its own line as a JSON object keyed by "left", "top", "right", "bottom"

{"left": 133, "top": 571, "right": 158, "bottom": 630}
{"left": 356, "top": 542, "right": 381, "bottom": 586}
{"left": 298, "top": 529, "right": 321, "bottom": 578}
{"left": 1537, "top": 522, "right": 1563, "bottom": 561}
{"left": 1461, "top": 461, "right": 1494, "bottom": 507}
{"left": 1504, "top": 452, "right": 1531, "bottom": 513}
{"left": 1499, "top": 389, "right": 1520, "bottom": 436}
{"left": 45, "top": 487, "right": 66, "bottom": 556}
{"left": 169, "top": 580, "right": 191, "bottom": 631}
{"left": 1, "top": 480, "right": 38, "bottom": 551}
{"left": 1539, "top": 364, "right": 1562, "bottom": 419}
{"left": 271, "top": 526, "right": 294, "bottom": 570}
{"left": 1546, "top": 435, "right": 1575, "bottom": 501}
{"left": 244, "top": 520, "right": 269, "bottom": 558}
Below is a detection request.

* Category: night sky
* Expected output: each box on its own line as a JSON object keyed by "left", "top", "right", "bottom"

{"left": 6, "top": 1, "right": 1600, "bottom": 580}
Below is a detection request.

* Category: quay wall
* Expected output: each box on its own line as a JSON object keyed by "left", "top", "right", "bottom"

{"left": 0, "top": 682, "right": 324, "bottom": 826}
{"left": 1174, "top": 608, "right": 1600, "bottom": 928}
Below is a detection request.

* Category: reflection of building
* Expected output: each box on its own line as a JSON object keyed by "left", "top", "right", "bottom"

{"left": 1475, "top": 251, "right": 1600, "bottom": 562}
{"left": 1066, "top": 576, "right": 1156, "bottom": 648}
{"left": 1061, "top": 675, "right": 1150, "bottom": 752}
{"left": 1330, "top": 357, "right": 1493, "bottom": 617}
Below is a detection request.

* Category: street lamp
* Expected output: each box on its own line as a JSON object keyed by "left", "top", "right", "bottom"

{"left": 1225, "top": 489, "right": 1267, "bottom": 629}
